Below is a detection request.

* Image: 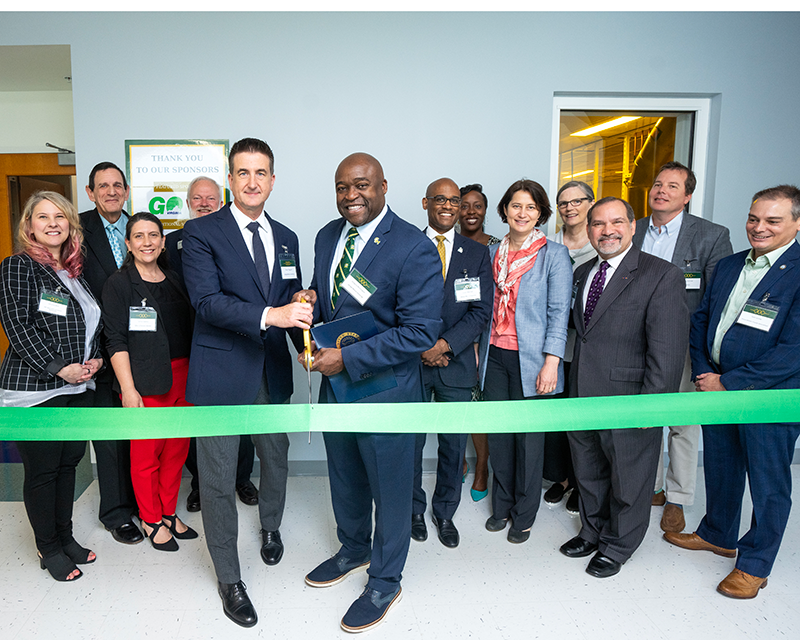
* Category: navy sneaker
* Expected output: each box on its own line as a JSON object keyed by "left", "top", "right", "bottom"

{"left": 304, "top": 552, "right": 371, "bottom": 588}
{"left": 341, "top": 585, "right": 402, "bottom": 633}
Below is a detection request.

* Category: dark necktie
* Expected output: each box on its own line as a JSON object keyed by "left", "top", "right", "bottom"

{"left": 246, "top": 221, "right": 271, "bottom": 300}
{"left": 332, "top": 226, "right": 359, "bottom": 308}
{"left": 583, "top": 261, "right": 609, "bottom": 326}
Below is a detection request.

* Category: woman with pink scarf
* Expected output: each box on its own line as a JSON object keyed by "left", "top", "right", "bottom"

{"left": 477, "top": 179, "right": 572, "bottom": 544}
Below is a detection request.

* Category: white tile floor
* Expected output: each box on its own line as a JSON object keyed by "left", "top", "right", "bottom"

{"left": 2, "top": 468, "right": 799, "bottom": 639}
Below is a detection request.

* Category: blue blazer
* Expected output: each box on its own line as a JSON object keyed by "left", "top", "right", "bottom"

{"left": 478, "top": 240, "right": 572, "bottom": 397}
{"left": 309, "top": 207, "right": 443, "bottom": 403}
{"left": 181, "top": 204, "right": 303, "bottom": 405}
{"left": 690, "top": 241, "right": 800, "bottom": 391}
{"left": 424, "top": 231, "right": 492, "bottom": 388}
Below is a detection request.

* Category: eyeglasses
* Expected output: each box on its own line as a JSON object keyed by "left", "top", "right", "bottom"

{"left": 557, "top": 197, "right": 591, "bottom": 210}
{"left": 428, "top": 195, "right": 462, "bottom": 207}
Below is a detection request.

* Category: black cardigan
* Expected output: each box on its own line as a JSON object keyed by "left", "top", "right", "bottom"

{"left": 101, "top": 265, "right": 194, "bottom": 396}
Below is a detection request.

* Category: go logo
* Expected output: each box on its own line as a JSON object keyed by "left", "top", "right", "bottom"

{"left": 149, "top": 196, "right": 183, "bottom": 215}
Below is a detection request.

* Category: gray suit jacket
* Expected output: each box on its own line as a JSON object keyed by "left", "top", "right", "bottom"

{"left": 633, "top": 212, "right": 732, "bottom": 314}
{"left": 570, "top": 245, "right": 690, "bottom": 398}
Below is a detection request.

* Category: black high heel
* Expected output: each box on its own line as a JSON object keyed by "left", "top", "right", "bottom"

{"left": 143, "top": 521, "right": 179, "bottom": 552}
{"left": 38, "top": 551, "right": 83, "bottom": 581}
{"left": 161, "top": 514, "right": 198, "bottom": 540}
{"left": 62, "top": 540, "right": 96, "bottom": 564}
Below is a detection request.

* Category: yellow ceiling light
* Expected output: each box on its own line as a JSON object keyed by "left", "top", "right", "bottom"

{"left": 570, "top": 116, "right": 640, "bottom": 137}
{"left": 561, "top": 169, "right": 594, "bottom": 178}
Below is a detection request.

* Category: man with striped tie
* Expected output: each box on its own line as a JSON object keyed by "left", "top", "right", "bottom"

{"left": 303, "top": 153, "right": 443, "bottom": 633}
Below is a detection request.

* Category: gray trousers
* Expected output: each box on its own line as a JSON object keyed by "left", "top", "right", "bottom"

{"left": 653, "top": 352, "right": 700, "bottom": 505}
{"left": 197, "top": 378, "right": 289, "bottom": 584}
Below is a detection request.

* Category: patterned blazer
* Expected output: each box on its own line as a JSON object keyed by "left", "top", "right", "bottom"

{"left": 0, "top": 253, "right": 102, "bottom": 392}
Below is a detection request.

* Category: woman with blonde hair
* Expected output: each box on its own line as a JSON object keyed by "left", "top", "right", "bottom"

{"left": 0, "top": 191, "right": 103, "bottom": 581}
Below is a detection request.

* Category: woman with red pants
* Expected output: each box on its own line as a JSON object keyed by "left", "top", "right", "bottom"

{"left": 102, "top": 212, "right": 196, "bottom": 551}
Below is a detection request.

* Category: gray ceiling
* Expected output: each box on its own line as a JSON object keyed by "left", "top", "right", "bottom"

{"left": 0, "top": 45, "right": 72, "bottom": 92}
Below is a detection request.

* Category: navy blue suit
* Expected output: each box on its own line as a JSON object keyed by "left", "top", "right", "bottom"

{"left": 413, "top": 232, "right": 491, "bottom": 520}
{"left": 181, "top": 204, "right": 302, "bottom": 584}
{"left": 691, "top": 241, "right": 800, "bottom": 578}
{"left": 309, "top": 207, "right": 442, "bottom": 592}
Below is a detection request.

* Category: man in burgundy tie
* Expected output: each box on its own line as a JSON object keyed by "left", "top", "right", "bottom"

{"left": 558, "top": 197, "right": 689, "bottom": 578}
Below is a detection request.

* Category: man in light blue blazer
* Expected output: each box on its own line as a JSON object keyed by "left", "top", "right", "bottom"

{"left": 412, "top": 178, "right": 492, "bottom": 549}
{"left": 664, "top": 185, "right": 800, "bottom": 599}
{"left": 633, "top": 161, "right": 733, "bottom": 534}
{"left": 303, "top": 153, "right": 442, "bottom": 633}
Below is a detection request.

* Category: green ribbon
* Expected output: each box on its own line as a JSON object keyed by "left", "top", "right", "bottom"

{"left": 3, "top": 389, "right": 799, "bottom": 441}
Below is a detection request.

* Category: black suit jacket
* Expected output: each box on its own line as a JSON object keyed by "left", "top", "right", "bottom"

{"left": 102, "top": 265, "right": 194, "bottom": 396}
{"left": 424, "top": 231, "right": 492, "bottom": 388}
{"left": 79, "top": 208, "right": 129, "bottom": 300}
{"left": 164, "top": 228, "right": 185, "bottom": 285}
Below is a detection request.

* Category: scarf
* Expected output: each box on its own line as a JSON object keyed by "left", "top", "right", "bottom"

{"left": 493, "top": 229, "right": 547, "bottom": 334}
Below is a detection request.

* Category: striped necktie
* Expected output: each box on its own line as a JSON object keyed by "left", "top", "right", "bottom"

{"left": 332, "top": 226, "right": 359, "bottom": 308}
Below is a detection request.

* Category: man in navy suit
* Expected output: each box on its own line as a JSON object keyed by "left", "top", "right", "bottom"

{"left": 181, "top": 138, "right": 314, "bottom": 628}
{"left": 302, "top": 153, "right": 442, "bottom": 633}
{"left": 411, "top": 178, "right": 491, "bottom": 548}
{"left": 166, "top": 176, "right": 259, "bottom": 514}
{"left": 664, "top": 185, "right": 800, "bottom": 600}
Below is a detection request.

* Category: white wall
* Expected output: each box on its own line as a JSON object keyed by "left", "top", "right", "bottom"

{"left": 0, "top": 90, "right": 74, "bottom": 153}
{"left": 3, "top": 11, "right": 799, "bottom": 464}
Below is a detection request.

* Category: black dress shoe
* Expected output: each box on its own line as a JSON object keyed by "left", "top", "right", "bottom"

{"left": 507, "top": 527, "right": 530, "bottom": 544}
{"left": 559, "top": 535, "right": 598, "bottom": 558}
{"left": 585, "top": 552, "right": 622, "bottom": 578}
{"left": 410, "top": 513, "right": 428, "bottom": 542}
{"left": 260, "top": 530, "right": 284, "bottom": 565}
{"left": 107, "top": 521, "right": 144, "bottom": 545}
{"left": 218, "top": 580, "right": 257, "bottom": 628}
{"left": 432, "top": 515, "right": 459, "bottom": 548}
{"left": 236, "top": 480, "right": 259, "bottom": 506}
{"left": 186, "top": 489, "right": 201, "bottom": 512}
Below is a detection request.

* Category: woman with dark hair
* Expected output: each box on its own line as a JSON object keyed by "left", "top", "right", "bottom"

{"left": 0, "top": 191, "right": 103, "bottom": 581}
{"left": 102, "top": 212, "right": 196, "bottom": 552}
{"left": 457, "top": 183, "right": 500, "bottom": 502}
{"left": 543, "top": 181, "right": 598, "bottom": 515}
{"left": 478, "top": 179, "right": 572, "bottom": 543}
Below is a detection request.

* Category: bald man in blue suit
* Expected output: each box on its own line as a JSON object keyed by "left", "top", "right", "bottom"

{"left": 302, "top": 153, "right": 442, "bottom": 633}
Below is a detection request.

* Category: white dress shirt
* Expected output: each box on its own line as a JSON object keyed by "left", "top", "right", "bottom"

{"left": 582, "top": 244, "right": 633, "bottom": 311}
{"left": 230, "top": 201, "right": 275, "bottom": 329}
{"left": 328, "top": 204, "right": 389, "bottom": 295}
{"left": 425, "top": 226, "right": 455, "bottom": 277}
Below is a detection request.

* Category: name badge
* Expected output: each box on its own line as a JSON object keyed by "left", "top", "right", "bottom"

{"left": 342, "top": 268, "right": 377, "bottom": 306}
{"left": 279, "top": 253, "right": 297, "bottom": 280}
{"left": 177, "top": 239, "right": 183, "bottom": 250}
{"left": 129, "top": 306, "right": 158, "bottom": 332}
{"left": 39, "top": 289, "right": 69, "bottom": 316}
{"left": 736, "top": 298, "right": 779, "bottom": 332}
{"left": 684, "top": 271, "right": 701, "bottom": 290}
{"left": 455, "top": 277, "right": 481, "bottom": 302}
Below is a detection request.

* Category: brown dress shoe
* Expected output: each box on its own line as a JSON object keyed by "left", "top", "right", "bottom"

{"left": 652, "top": 491, "right": 666, "bottom": 506}
{"left": 660, "top": 503, "right": 686, "bottom": 533}
{"left": 662, "top": 532, "right": 736, "bottom": 558}
{"left": 717, "top": 568, "right": 767, "bottom": 599}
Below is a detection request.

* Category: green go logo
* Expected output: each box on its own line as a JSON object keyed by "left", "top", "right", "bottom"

{"left": 149, "top": 196, "right": 184, "bottom": 215}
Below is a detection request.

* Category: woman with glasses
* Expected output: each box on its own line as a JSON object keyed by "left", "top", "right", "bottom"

{"left": 478, "top": 179, "right": 571, "bottom": 543}
{"left": 544, "top": 181, "right": 597, "bottom": 516}
{"left": 0, "top": 191, "right": 102, "bottom": 581}
{"left": 457, "top": 184, "right": 500, "bottom": 502}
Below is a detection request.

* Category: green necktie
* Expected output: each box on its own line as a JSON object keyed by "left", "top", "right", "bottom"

{"left": 332, "top": 226, "right": 359, "bottom": 308}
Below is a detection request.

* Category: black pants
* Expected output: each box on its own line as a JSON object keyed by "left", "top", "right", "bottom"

{"left": 543, "top": 360, "right": 575, "bottom": 485}
{"left": 16, "top": 391, "right": 92, "bottom": 557}
{"left": 483, "top": 346, "right": 544, "bottom": 530}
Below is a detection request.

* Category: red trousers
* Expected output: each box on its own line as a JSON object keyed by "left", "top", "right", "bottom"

{"left": 129, "top": 357, "right": 192, "bottom": 524}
